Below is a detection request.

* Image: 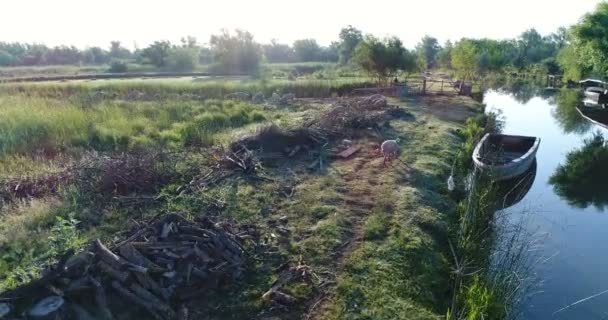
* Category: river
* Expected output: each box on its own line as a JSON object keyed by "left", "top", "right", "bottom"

{"left": 483, "top": 88, "right": 608, "bottom": 319}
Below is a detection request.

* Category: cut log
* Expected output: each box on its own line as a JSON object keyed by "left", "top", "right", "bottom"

{"left": 89, "top": 277, "right": 114, "bottom": 320}
{"left": 94, "top": 239, "right": 147, "bottom": 274}
{"left": 28, "top": 296, "right": 64, "bottom": 317}
{"left": 110, "top": 281, "right": 167, "bottom": 320}
{"left": 119, "top": 244, "right": 164, "bottom": 272}
{"left": 336, "top": 146, "right": 360, "bottom": 159}
{"left": 97, "top": 261, "right": 129, "bottom": 283}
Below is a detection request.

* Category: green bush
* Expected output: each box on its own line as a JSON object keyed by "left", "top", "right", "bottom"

{"left": 108, "top": 60, "right": 128, "bottom": 73}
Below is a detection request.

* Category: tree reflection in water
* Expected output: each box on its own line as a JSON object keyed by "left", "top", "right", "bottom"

{"left": 549, "top": 133, "right": 608, "bottom": 210}
{"left": 551, "top": 89, "right": 592, "bottom": 134}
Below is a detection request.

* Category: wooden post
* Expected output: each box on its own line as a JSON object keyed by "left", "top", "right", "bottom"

{"left": 422, "top": 79, "right": 426, "bottom": 95}
{"left": 441, "top": 80, "right": 444, "bottom": 93}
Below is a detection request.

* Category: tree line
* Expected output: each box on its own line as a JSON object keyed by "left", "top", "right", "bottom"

{"left": 0, "top": 25, "right": 574, "bottom": 79}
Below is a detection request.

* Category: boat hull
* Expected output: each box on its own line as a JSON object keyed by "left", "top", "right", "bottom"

{"left": 472, "top": 133, "right": 540, "bottom": 181}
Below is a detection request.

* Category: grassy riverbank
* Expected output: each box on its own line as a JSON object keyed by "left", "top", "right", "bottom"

{"left": 0, "top": 79, "right": 495, "bottom": 318}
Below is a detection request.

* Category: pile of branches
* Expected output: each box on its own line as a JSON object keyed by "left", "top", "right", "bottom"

{"left": 75, "top": 151, "right": 177, "bottom": 198}
{"left": 0, "top": 171, "right": 73, "bottom": 204}
{"left": 0, "top": 213, "right": 257, "bottom": 320}
{"left": 315, "top": 95, "right": 391, "bottom": 132}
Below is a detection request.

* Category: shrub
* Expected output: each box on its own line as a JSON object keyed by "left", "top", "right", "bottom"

{"left": 108, "top": 60, "right": 128, "bottom": 73}
{"left": 168, "top": 48, "right": 199, "bottom": 72}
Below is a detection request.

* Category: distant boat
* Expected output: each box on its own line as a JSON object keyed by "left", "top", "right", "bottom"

{"left": 583, "top": 86, "right": 608, "bottom": 106}
{"left": 579, "top": 79, "right": 607, "bottom": 88}
{"left": 576, "top": 106, "right": 608, "bottom": 129}
{"left": 473, "top": 133, "right": 541, "bottom": 181}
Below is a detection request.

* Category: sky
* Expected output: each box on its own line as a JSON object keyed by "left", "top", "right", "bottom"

{"left": 1, "top": 0, "right": 603, "bottom": 50}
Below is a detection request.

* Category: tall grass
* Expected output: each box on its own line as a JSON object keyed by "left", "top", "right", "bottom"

{"left": 0, "top": 95, "right": 268, "bottom": 158}
{"left": 0, "top": 78, "right": 373, "bottom": 100}
{"left": 448, "top": 114, "right": 533, "bottom": 320}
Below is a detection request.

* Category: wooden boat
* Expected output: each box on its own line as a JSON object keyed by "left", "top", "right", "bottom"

{"left": 584, "top": 86, "right": 608, "bottom": 105}
{"left": 576, "top": 106, "right": 608, "bottom": 130}
{"left": 472, "top": 133, "right": 541, "bottom": 181}
{"left": 579, "top": 79, "right": 607, "bottom": 88}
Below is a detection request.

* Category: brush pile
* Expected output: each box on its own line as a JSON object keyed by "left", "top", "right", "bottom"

{"left": 0, "top": 213, "right": 257, "bottom": 320}
{"left": 0, "top": 171, "right": 73, "bottom": 204}
{"left": 316, "top": 94, "right": 390, "bottom": 131}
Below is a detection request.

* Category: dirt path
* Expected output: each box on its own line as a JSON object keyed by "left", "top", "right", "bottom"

{"left": 306, "top": 138, "right": 412, "bottom": 319}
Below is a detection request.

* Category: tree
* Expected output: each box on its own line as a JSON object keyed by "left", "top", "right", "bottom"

{"left": 561, "top": 2, "right": 608, "bottom": 78}
{"left": 109, "top": 41, "right": 131, "bottom": 59}
{"left": 451, "top": 39, "right": 477, "bottom": 80}
{"left": 338, "top": 25, "right": 363, "bottom": 64}
{"left": 558, "top": 44, "right": 586, "bottom": 81}
{"left": 353, "top": 35, "right": 416, "bottom": 85}
{"left": 416, "top": 35, "right": 441, "bottom": 69}
{"left": 210, "top": 29, "right": 262, "bottom": 74}
{"left": 436, "top": 40, "right": 453, "bottom": 69}
{"left": 180, "top": 36, "right": 198, "bottom": 48}
{"left": 168, "top": 47, "right": 199, "bottom": 71}
{"left": 142, "top": 41, "right": 171, "bottom": 67}
{"left": 0, "top": 50, "right": 15, "bottom": 66}
{"left": 83, "top": 47, "right": 109, "bottom": 64}
{"left": 263, "top": 40, "right": 295, "bottom": 63}
{"left": 293, "top": 39, "right": 321, "bottom": 62}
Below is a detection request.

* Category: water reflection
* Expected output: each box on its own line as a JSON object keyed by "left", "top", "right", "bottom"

{"left": 551, "top": 89, "right": 592, "bottom": 134}
{"left": 486, "top": 79, "right": 553, "bottom": 104}
{"left": 495, "top": 160, "right": 537, "bottom": 210}
{"left": 549, "top": 133, "right": 608, "bottom": 210}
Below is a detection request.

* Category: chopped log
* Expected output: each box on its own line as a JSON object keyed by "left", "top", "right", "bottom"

{"left": 97, "top": 261, "right": 129, "bottom": 283}
{"left": 288, "top": 145, "right": 301, "bottom": 157}
{"left": 133, "top": 273, "right": 168, "bottom": 301}
{"left": 89, "top": 277, "right": 114, "bottom": 320}
{"left": 193, "top": 245, "right": 213, "bottom": 263}
{"left": 94, "top": 239, "right": 147, "bottom": 274}
{"left": 178, "top": 225, "right": 216, "bottom": 238}
{"left": 337, "top": 146, "right": 360, "bottom": 159}
{"left": 160, "top": 222, "right": 174, "bottom": 239}
{"left": 129, "top": 283, "right": 175, "bottom": 318}
{"left": 113, "top": 226, "right": 153, "bottom": 249}
{"left": 119, "top": 244, "right": 164, "bottom": 272}
{"left": 262, "top": 290, "right": 296, "bottom": 305}
{"left": 110, "top": 281, "right": 167, "bottom": 320}
{"left": 70, "top": 303, "right": 95, "bottom": 320}
{"left": 28, "top": 296, "right": 64, "bottom": 317}
{"left": 177, "top": 304, "right": 189, "bottom": 320}
{"left": 131, "top": 242, "right": 192, "bottom": 250}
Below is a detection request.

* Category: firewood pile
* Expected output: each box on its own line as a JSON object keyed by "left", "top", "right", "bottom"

{"left": 0, "top": 213, "right": 257, "bottom": 320}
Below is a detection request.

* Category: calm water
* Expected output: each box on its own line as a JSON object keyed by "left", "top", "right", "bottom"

{"left": 483, "top": 89, "right": 608, "bottom": 319}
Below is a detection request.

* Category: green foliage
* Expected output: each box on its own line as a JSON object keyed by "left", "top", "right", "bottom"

{"left": 293, "top": 39, "right": 322, "bottom": 62}
{"left": 263, "top": 40, "right": 295, "bottom": 63}
{"left": 0, "top": 50, "right": 15, "bottom": 66}
{"left": 451, "top": 40, "right": 478, "bottom": 80}
{"left": 416, "top": 35, "right": 441, "bottom": 69}
{"left": 142, "top": 40, "right": 171, "bottom": 67}
{"left": 0, "top": 95, "right": 268, "bottom": 156}
{"left": 558, "top": 2, "right": 608, "bottom": 80}
{"left": 210, "top": 29, "right": 262, "bottom": 74}
{"left": 550, "top": 133, "right": 608, "bottom": 209}
{"left": 167, "top": 47, "right": 199, "bottom": 71}
{"left": 552, "top": 89, "right": 590, "bottom": 134}
{"left": 108, "top": 60, "right": 128, "bottom": 73}
{"left": 353, "top": 35, "right": 417, "bottom": 85}
{"left": 339, "top": 25, "right": 363, "bottom": 64}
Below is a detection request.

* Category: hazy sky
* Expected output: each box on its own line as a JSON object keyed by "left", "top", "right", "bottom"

{"left": 2, "top": 0, "right": 603, "bottom": 49}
